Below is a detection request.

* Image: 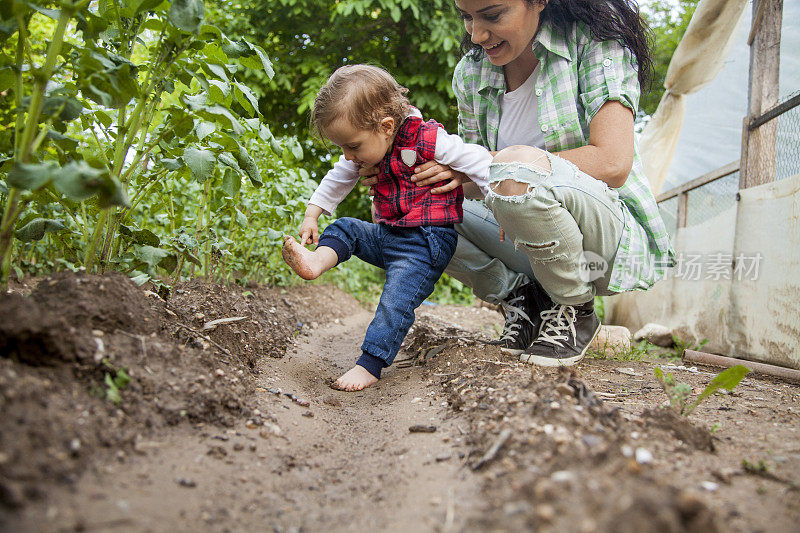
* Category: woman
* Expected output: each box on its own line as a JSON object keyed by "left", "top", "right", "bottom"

{"left": 407, "top": 0, "right": 674, "bottom": 367}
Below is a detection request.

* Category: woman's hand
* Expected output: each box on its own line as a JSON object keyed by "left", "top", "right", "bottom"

{"left": 411, "top": 161, "right": 466, "bottom": 194}
{"left": 359, "top": 165, "right": 379, "bottom": 189}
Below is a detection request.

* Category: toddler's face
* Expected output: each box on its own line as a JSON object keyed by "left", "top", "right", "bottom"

{"left": 325, "top": 117, "right": 394, "bottom": 168}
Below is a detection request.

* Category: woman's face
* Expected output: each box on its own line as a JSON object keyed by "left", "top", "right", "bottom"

{"left": 455, "top": 0, "right": 545, "bottom": 66}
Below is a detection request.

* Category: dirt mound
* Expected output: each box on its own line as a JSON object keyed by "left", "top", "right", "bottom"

{"left": 0, "top": 272, "right": 353, "bottom": 514}
{"left": 403, "top": 313, "right": 721, "bottom": 532}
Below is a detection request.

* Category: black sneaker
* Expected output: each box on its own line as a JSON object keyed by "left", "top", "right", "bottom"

{"left": 519, "top": 300, "right": 600, "bottom": 366}
{"left": 487, "top": 283, "right": 551, "bottom": 356}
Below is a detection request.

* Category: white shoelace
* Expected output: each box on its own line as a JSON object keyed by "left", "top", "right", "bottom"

{"left": 536, "top": 305, "right": 577, "bottom": 347}
{"left": 496, "top": 294, "right": 531, "bottom": 342}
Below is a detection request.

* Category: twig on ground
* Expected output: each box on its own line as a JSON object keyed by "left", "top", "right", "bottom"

{"left": 174, "top": 322, "right": 232, "bottom": 362}
{"left": 444, "top": 486, "right": 455, "bottom": 531}
{"left": 471, "top": 428, "right": 512, "bottom": 470}
{"left": 477, "top": 359, "right": 514, "bottom": 366}
{"left": 116, "top": 329, "right": 148, "bottom": 361}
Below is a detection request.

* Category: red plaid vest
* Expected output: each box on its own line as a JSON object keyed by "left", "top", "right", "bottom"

{"left": 372, "top": 116, "right": 464, "bottom": 227}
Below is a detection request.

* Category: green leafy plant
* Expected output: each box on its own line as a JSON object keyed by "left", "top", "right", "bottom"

{"left": 654, "top": 364, "right": 750, "bottom": 416}
{"left": 0, "top": 0, "right": 306, "bottom": 289}
{"left": 103, "top": 363, "right": 131, "bottom": 405}
{"left": 668, "top": 334, "right": 709, "bottom": 360}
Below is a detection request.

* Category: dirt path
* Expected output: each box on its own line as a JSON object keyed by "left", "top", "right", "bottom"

{"left": 9, "top": 303, "right": 481, "bottom": 532}
{"left": 3, "top": 274, "right": 799, "bottom": 532}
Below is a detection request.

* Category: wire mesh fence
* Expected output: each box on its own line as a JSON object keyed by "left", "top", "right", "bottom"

{"left": 658, "top": 196, "right": 678, "bottom": 238}
{"left": 657, "top": 91, "right": 798, "bottom": 232}
{"left": 775, "top": 92, "right": 800, "bottom": 182}
{"left": 686, "top": 170, "right": 740, "bottom": 227}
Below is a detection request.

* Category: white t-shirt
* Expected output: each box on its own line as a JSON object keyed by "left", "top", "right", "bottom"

{"left": 497, "top": 63, "right": 545, "bottom": 151}
{"left": 309, "top": 113, "right": 491, "bottom": 215}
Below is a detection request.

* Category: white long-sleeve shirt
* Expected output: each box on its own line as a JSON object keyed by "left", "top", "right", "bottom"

{"left": 308, "top": 124, "right": 491, "bottom": 216}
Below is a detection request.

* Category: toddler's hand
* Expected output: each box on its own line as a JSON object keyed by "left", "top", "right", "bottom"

{"left": 299, "top": 216, "right": 319, "bottom": 246}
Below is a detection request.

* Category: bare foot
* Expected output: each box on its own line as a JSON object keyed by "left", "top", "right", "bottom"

{"left": 282, "top": 235, "right": 324, "bottom": 280}
{"left": 332, "top": 365, "right": 378, "bottom": 392}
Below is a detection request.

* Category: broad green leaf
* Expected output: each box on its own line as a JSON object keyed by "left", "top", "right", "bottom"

{"left": 134, "top": 0, "right": 164, "bottom": 15}
{"left": 287, "top": 137, "right": 303, "bottom": 160}
{"left": 52, "top": 161, "right": 128, "bottom": 208}
{"left": 233, "top": 82, "right": 259, "bottom": 116}
{"left": 130, "top": 272, "right": 151, "bottom": 286}
{"left": 240, "top": 42, "right": 274, "bottom": 79}
{"left": 47, "top": 130, "right": 79, "bottom": 151}
{"left": 6, "top": 162, "right": 58, "bottom": 190}
{"left": 221, "top": 169, "right": 241, "bottom": 197}
{"left": 203, "top": 43, "right": 228, "bottom": 64}
{"left": 134, "top": 245, "right": 170, "bottom": 267}
{"left": 207, "top": 79, "right": 230, "bottom": 103}
{"left": 235, "top": 208, "right": 247, "bottom": 226}
{"left": 0, "top": 66, "right": 13, "bottom": 93}
{"left": 234, "top": 145, "right": 261, "bottom": 187}
{"left": 686, "top": 365, "right": 750, "bottom": 415}
{"left": 160, "top": 253, "right": 178, "bottom": 273}
{"left": 93, "top": 109, "right": 113, "bottom": 128}
{"left": 75, "top": 9, "right": 110, "bottom": 40}
{"left": 221, "top": 37, "right": 249, "bottom": 58}
{"left": 218, "top": 152, "right": 242, "bottom": 174}
{"left": 196, "top": 121, "right": 215, "bottom": 141}
{"left": 205, "top": 63, "right": 228, "bottom": 82}
{"left": 168, "top": 0, "right": 205, "bottom": 34}
{"left": 40, "top": 96, "right": 83, "bottom": 122}
{"left": 159, "top": 157, "right": 182, "bottom": 170}
{"left": 15, "top": 218, "right": 66, "bottom": 242}
{"left": 25, "top": 2, "right": 59, "bottom": 20}
{"left": 120, "top": 226, "right": 161, "bottom": 247}
{"left": 183, "top": 147, "right": 215, "bottom": 181}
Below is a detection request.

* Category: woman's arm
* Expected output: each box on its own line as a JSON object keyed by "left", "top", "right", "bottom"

{"left": 554, "top": 100, "right": 634, "bottom": 189}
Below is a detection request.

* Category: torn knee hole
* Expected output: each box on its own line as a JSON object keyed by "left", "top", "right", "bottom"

{"left": 525, "top": 240, "right": 558, "bottom": 249}
{"left": 488, "top": 179, "right": 532, "bottom": 197}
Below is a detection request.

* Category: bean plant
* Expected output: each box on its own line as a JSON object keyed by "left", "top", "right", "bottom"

{"left": 0, "top": 0, "right": 314, "bottom": 289}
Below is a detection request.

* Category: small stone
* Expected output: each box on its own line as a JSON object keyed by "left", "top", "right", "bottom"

{"left": 435, "top": 453, "right": 451, "bottom": 462}
{"left": 590, "top": 325, "right": 632, "bottom": 354}
{"left": 536, "top": 503, "right": 556, "bottom": 522}
{"left": 207, "top": 445, "right": 228, "bottom": 459}
{"left": 259, "top": 423, "right": 282, "bottom": 438}
{"left": 233, "top": 443, "right": 245, "bottom": 452}
{"left": 633, "top": 323, "right": 674, "bottom": 347}
{"left": 176, "top": 478, "right": 197, "bottom": 488}
{"left": 635, "top": 447, "right": 653, "bottom": 464}
{"left": 69, "top": 439, "right": 81, "bottom": 454}
{"left": 92, "top": 329, "right": 104, "bottom": 337}
{"left": 621, "top": 445, "right": 634, "bottom": 458}
{"left": 556, "top": 383, "right": 573, "bottom": 397}
{"left": 302, "top": 411, "right": 314, "bottom": 418}
{"left": 701, "top": 481, "right": 719, "bottom": 492}
{"left": 409, "top": 425, "right": 437, "bottom": 433}
{"left": 194, "top": 313, "right": 205, "bottom": 320}
{"left": 551, "top": 470, "right": 575, "bottom": 483}
{"left": 215, "top": 369, "right": 225, "bottom": 377}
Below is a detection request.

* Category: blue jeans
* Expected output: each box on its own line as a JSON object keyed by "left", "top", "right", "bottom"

{"left": 318, "top": 217, "right": 457, "bottom": 378}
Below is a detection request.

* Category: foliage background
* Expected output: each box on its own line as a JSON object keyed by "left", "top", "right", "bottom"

{"left": 1, "top": 0, "right": 697, "bottom": 304}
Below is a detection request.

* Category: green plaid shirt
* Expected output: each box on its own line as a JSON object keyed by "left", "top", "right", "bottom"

{"left": 452, "top": 21, "right": 675, "bottom": 292}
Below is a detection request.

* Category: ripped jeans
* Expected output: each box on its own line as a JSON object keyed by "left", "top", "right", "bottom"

{"left": 445, "top": 149, "right": 625, "bottom": 306}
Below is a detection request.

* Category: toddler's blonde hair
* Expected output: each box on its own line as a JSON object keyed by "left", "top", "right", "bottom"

{"left": 312, "top": 64, "right": 411, "bottom": 138}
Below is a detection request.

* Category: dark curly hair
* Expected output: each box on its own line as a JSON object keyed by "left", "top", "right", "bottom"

{"left": 460, "top": 0, "right": 654, "bottom": 90}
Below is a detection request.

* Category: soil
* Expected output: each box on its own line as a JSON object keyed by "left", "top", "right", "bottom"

{"left": 1, "top": 272, "right": 799, "bottom": 532}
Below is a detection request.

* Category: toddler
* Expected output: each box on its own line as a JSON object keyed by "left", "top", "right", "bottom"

{"left": 282, "top": 64, "right": 490, "bottom": 391}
